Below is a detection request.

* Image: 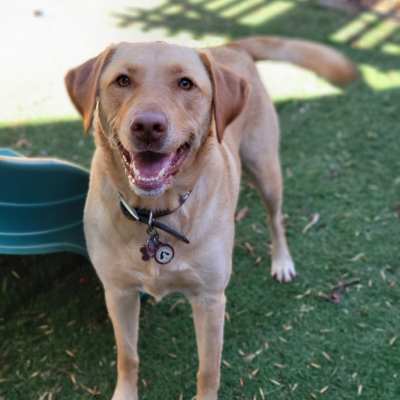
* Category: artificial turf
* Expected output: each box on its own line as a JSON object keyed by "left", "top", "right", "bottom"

{"left": 1, "top": 1, "right": 399, "bottom": 399}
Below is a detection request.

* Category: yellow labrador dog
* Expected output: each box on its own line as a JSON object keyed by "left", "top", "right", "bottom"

{"left": 65, "top": 36, "right": 356, "bottom": 399}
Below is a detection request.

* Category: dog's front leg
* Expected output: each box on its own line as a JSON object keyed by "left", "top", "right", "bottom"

{"left": 105, "top": 289, "right": 140, "bottom": 400}
{"left": 190, "top": 293, "right": 226, "bottom": 400}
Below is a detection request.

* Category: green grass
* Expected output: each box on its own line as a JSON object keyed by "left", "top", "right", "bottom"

{"left": 1, "top": 1, "right": 400, "bottom": 399}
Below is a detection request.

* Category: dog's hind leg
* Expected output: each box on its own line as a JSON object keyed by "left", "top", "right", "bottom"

{"left": 240, "top": 97, "right": 296, "bottom": 282}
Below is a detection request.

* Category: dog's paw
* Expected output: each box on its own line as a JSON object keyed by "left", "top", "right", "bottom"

{"left": 271, "top": 255, "right": 296, "bottom": 283}
{"left": 111, "top": 384, "right": 138, "bottom": 400}
{"left": 112, "top": 393, "right": 137, "bottom": 400}
{"left": 196, "top": 393, "right": 218, "bottom": 400}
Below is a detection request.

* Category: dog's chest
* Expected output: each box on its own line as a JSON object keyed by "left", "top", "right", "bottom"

{"left": 133, "top": 259, "right": 201, "bottom": 300}
{"left": 123, "top": 249, "right": 202, "bottom": 300}
{"left": 102, "top": 228, "right": 203, "bottom": 300}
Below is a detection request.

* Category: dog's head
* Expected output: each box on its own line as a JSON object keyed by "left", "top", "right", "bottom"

{"left": 65, "top": 42, "right": 247, "bottom": 197}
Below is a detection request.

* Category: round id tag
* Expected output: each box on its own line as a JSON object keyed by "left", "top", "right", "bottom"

{"left": 155, "top": 243, "right": 174, "bottom": 264}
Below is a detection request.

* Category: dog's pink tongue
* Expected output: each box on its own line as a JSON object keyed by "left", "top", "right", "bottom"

{"left": 132, "top": 151, "right": 173, "bottom": 178}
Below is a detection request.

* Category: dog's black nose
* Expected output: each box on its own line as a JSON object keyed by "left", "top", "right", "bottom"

{"left": 130, "top": 111, "right": 168, "bottom": 146}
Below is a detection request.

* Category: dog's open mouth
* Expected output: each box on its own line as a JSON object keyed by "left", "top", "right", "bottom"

{"left": 115, "top": 139, "right": 191, "bottom": 193}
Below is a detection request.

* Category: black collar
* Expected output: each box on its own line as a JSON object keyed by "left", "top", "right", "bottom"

{"left": 119, "top": 192, "right": 191, "bottom": 244}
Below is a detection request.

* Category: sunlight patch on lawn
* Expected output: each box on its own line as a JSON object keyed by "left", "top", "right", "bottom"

{"left": 361, "top": 64, "right": 400, "bottom": 91}
{"left": 354, "top": 19, "right": 399, "bottom": 49}
{"left": 0, "top": 116, "right": 81, "bottom": 129}
{"left": 382, "top": 42, "right": 400, "bottom": 55}
{"left": 257, "top": 62, "right": 341, "bottom": 102}
{"left": 206, "top": 0, "right": 238, "bottom": 12}
{"left": 330, "top": 12, "right": 377, "bottom": 43}
{"left": 220, "top": 0, "right": 265, "bottom": 19}
{"left": 239, "top": 1, "right": 295, "bottom": 26}
{"left": 163, "top": 5, "right": 183, "bottom": 15}
{"left": 331, "top": 11, "right": 400, "bottom": 52}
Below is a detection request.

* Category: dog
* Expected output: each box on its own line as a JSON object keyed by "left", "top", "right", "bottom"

{"left": 65, "top": 36, "right": 356, "bottom": 400}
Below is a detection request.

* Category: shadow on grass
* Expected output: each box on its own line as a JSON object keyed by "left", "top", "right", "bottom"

{"left": 113, "top": 0, "right": 400, "bottom": 71}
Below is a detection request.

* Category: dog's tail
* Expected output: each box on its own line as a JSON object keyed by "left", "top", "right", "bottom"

{"left": 229, "top": 36, "right": 357, "bottom": 86}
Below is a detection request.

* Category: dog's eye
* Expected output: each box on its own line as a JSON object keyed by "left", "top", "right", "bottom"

{"left": 116, "top": 74, "right": 131, "bottom": 88}
{"left": 178, "top": 77, "right": 194, "bottom": 91}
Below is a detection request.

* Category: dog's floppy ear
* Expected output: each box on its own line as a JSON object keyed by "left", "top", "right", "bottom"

{"left": 65, "top": 46, "right": 114, "bottom": 133}
{"left": 200, "top": 51, "right": 249, "bottom": 142}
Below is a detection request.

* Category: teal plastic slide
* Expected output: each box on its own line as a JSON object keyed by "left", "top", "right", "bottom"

{"left": 0, "top": 149, "right": 89, "bottom": 257}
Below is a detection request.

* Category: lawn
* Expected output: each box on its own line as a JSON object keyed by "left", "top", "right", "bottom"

{"left": 1, "top": 1, "right": 400, "bottom": 399}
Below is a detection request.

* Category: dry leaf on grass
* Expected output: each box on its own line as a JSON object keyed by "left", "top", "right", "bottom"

{"left": 319, "top": 279, "right": 361, "bottom": 304}
{"left": 350, "top": 253, "right": 365, "bottom": 262}
{"left": 322, "top": 351, "right": 332, "bottom": 361}
{"left": 249, "top": 368, "right": 259, "bottom": 378}
{"left": 302, "top": 213, "right": 320, "bottom": 234}
{"left": 65, "top": 350, "right": 75, "bottom": 358}
{"left": 389, "top": 336, "right": 398, "bottom": 346}
{"left": 244, "top": 242, "right": 255, "bottom": 255}
{"left": 320, "top": 386, "right": 329, "bottom": 394}
{"left": 80, "top": 384, "right": 101, "bottom": 396}
{"left": 242, "top": 347, "right": 265, "bottom": 363}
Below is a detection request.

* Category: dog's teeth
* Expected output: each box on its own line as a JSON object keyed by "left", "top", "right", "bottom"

{"left": 155, "top": 166, "right": 167, "bottom": 179}
{"left": 129, "top": 162, "right": 166, "bottom": 183}
{"left": 137, "top": 175, "right": 159, "bottom": 182}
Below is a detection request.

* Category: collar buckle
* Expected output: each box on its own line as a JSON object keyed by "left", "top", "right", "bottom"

{"left": 119, "top": 192, "right": 191, "bottom": 244}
